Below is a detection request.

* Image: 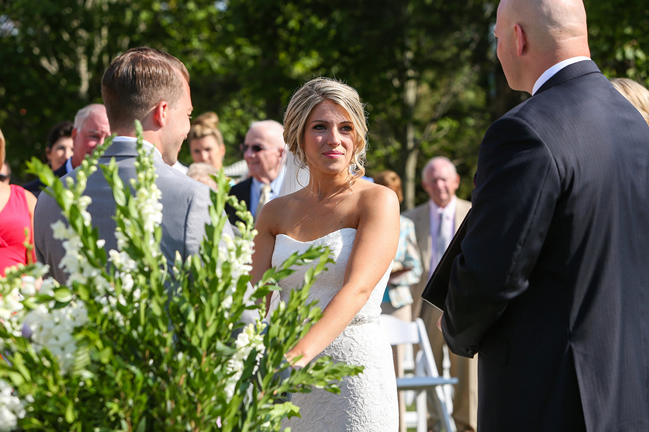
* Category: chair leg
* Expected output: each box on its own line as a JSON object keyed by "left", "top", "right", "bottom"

{"left": 416, "top": 390, "right": 427, "bottom": 432}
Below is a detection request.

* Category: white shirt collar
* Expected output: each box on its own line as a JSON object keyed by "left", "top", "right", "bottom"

{"left": 429, "top": 195, "right": 457, "bottom": 216}
{"left": 532, "top": 57, "right": 591, "bottom": 95}
{"left": 112, "top": 136, "right": 163, "bottom": 159}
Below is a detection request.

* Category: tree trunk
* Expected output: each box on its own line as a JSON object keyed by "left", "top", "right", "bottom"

{"left": 403, "top": 73, "right": 418, "bottom": 210}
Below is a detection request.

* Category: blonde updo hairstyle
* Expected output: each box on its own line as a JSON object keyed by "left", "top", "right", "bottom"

{"left": 188, "top": 111, "right": 225, "bottom": 147}
{"left": 283, "top": 77, "right": 368, "bottom": 179}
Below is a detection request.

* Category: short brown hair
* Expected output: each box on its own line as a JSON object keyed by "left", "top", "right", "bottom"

{"left": 374, "top": 170, "right": 403, "bottom": 203}
{"left": 101, "top": 47, "right": 190, "bottom": 130}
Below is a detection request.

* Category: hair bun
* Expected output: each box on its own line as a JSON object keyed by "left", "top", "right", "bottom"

{"left": 193, "top": 111, "right": 219, "bottom": 128}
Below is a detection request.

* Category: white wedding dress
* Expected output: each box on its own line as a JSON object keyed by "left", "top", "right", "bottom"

{"left": 272, "top": 228, "right": 399, "bottom": 431}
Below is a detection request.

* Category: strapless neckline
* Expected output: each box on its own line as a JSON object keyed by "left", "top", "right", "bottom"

{"left": 276, "top": 227, "right": 357, "bottom": 244}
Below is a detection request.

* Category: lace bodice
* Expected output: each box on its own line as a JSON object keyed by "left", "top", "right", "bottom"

{"left": 271, "top": 228, "right": 398, "bottom": 431}
{"left": 272, "top": 228, "right": 391, "bottom": 325}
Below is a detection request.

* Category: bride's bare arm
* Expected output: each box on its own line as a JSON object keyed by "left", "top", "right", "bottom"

{"left": 286, "top": 186, "right": 400, "bottom": 367}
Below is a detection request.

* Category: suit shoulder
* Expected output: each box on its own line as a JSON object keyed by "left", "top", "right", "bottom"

{"left": 457, "top": 198, "right": 472, "bottom": 211}
{"left": 154, "top": 161, "right": 212, "bottom": 204}
{"left": 229, "top": 178, "right": 251, "bottom": 194}
{"left": 403, "top": 203, "right": 428, "bottom": 219}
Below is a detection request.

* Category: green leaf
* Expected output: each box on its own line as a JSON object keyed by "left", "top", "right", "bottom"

{"left": 65, "top": 400, "right": 76, "bottom": 423}
{"left": 99, "top": 346, "right": 113, "bottom": 364}
{"left": 135, "top": 417, "right": 147, "bottom": 432}
{"left": 53, "top": 287, "right": 73, "bottom": 303}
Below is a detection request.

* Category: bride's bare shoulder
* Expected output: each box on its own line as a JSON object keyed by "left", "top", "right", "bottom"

{"left": 257, "top": 191, "right": 307, "bottom": 231}
{"left": 355, "top": 179, "right": 399, "bottom": 214}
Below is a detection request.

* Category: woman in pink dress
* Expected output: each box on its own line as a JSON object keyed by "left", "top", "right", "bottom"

{"left": 0, "top": 128, "right": 37, "bottom": 277}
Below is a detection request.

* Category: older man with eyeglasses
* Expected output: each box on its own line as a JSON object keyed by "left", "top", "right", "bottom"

{"left": 226, "top": 120, "right": 285, "bottom": 227}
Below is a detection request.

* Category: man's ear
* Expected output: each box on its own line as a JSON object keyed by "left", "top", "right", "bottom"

{"left": 71, "top": 128, "right": 78, "bottom": 140}
{"left": 152, "top": 101, "right": 169, "bottom": 127}
{"left": 514, "top": 23, "right": 526, "bottom": 56}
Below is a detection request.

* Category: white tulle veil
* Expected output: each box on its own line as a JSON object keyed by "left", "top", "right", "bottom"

{"left": 278, "top": 144, "right": 310, "bottom": 197}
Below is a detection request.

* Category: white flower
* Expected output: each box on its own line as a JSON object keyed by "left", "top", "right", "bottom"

{"left": 20, "top": 276, "right": 36, "bottom": 297}
{"left": 23, "top": 300, "right": 88, "bottom": 373}
{"left": 120, "top": 273, "right": 134, "bottom": 292}
{"left": 0, "top": 380, "right": 25, "bottom": 431}
{"left": 50, "top": 220, "right": 69, "bottom": 241}
{"left": 224, "top": 322, "right": 266, "bottom": 401}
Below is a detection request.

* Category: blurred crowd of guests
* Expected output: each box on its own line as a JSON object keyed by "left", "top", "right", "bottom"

{"left": 2, "top": 74, "right": 649, "bottom": 432}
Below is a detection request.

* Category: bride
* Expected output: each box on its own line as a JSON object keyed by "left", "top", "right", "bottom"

{"left": 251, "top": 78, "right": 400, "bottom": 431}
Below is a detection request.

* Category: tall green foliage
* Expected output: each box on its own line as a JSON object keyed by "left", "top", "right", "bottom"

{"left": 0, "top": 124, "right": 360, "bottom": 431}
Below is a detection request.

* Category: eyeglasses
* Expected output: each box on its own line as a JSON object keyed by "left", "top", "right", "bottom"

{"left": 239, "top": 143, "right": 267, "bottom": 154}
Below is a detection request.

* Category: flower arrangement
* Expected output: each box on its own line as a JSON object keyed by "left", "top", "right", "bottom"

{"left": 0, "top": 123, "right": 361, "bottom": 431}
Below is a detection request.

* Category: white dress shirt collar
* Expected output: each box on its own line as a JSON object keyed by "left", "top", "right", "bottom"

{"left": 532, "top": 56, "right": 591, "bottom": 95}
{"left": 249, "top": 167, "right": 285, "bottom": 216}
{"left": 428, "top": 196, "right": 457, "bottom": 274}
{"left": 429, "top": 195, "right": 457, "bottom": 220}
{"left": 112, "top": 136, "right": 163, "bottom": 159}
{"left": 65, "top": 157, "right": 73, "bottom": 173}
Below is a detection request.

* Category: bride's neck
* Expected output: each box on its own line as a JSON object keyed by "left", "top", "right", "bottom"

{"left": 306, "top": 171, "right": 353, "bottom": 199}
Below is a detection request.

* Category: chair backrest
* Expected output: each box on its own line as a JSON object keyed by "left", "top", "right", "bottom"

{"left": 378, "top": 315, "right": 441, "bottom": 378}
{"left": 378, "top": 314, "right": 420, "bottom": 345}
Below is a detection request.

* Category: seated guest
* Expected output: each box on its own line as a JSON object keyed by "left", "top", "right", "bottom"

{"left": 187, "top": 162, "right": 218, "bottom": 191}
{"left": 23, "top": 104, "right": 110, "bottom": 197}
{"left": 374, "top": 169, "right": 423, "bottom": 432}
{"left": 0, "top": 127, "right": 37, "bottom": 276}
{"left": 188, "top": 112, "right": 226, "bottom": 170}
{"left": 226, "top": 120, "right": 285, "bottom": 226}
{"left": 1, "top": 161, "right": 10, "bottom": 184}
{"left": 45, "top": 121, "right": 74, "bottom": 171}
{"left": 611, "top": 77, "right": 649, "bottom": 125}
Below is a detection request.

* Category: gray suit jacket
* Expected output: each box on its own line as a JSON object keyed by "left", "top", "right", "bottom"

{"left": 403, "top": 197, "right": 471, "bottom": 318}
{"left": 34, "top": 137, "right": 234, "bottom": 283}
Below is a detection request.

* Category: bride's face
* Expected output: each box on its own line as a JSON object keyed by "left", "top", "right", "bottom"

{"left": 303, "top": 100, "right": 355, "bottom": 176}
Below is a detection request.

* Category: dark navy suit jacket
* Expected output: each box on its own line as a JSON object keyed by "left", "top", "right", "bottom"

{"left": 226, "top": 177, "right": 252, "bottom": 226}
{"left": 442, "top": 60, "right": 649, "bottom": 431}
{"left": 23, "top": 161, "right": 70, "bottom": 197}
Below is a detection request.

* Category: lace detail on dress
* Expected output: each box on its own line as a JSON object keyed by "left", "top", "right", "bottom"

{"left": 272, "top": 228, "right": 398, "bottom": 432}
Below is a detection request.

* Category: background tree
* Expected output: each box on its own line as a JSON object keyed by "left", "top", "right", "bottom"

{"left": 2, "top": 0, "right": 647, "bottom": 208}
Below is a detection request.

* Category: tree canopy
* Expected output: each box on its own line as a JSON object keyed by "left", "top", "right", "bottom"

{"left": 1, "top": 0, "right": 647, "bottom": 207}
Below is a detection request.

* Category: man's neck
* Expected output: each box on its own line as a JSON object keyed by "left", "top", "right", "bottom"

{"left": 253, "top": 174, "right": 276, "bottom": 185}
{"left": 430, "top": 195, "right": 456, "bottom": 210}
{"left": 70, "top": 155, "right": 82, "bottom": 169}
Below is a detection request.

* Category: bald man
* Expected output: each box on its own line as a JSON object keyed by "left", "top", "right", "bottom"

{"left": 226, "top": 120, "right": 285, "bottom": 226}
{"left": 439, "top": 0, "right": 649, "bottom": 430}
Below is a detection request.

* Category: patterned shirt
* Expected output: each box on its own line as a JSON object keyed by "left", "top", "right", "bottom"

{"left": 382, "top": 215, "right": 423, "bottom": 306}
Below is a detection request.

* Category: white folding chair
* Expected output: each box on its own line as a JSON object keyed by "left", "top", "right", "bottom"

{"left": 379, "top": 314, "right": 458, "bottom": 432}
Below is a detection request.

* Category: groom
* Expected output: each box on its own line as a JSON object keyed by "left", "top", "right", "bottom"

{"left": 440, "top": 0, "right": 649, "bottom": 430}
{"left": 35, "top": 47, "right": 236, "bottom": 284}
